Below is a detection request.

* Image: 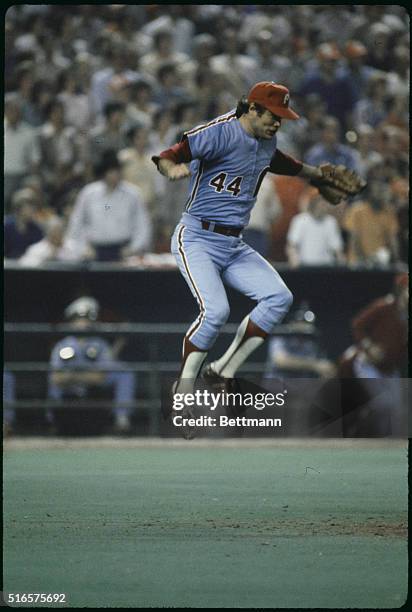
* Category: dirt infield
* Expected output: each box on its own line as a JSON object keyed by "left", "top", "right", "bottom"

{"left": 130, "top": 516, "right": 408, "bottom": 538}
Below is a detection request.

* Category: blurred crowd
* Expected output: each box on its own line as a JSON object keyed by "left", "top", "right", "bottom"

{"left": 4, "top": 5, "right": 409, "bottom": 267}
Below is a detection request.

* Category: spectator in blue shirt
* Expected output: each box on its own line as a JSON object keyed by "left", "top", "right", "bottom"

{"left": 305, "top": 116, "right": 361, "bottom": 172}
{"left": 352, "top": 72, "right": 389, "bottom": 129}
{"left": 340, "top": 41, "right": 376, "bottom": 103}
{"left": 153, "top": 62, "right": 188, "bottom": 107}
{"left": 263, "top": 303, "right": 336, "bottom": 436}
{"left": 265, "top": 303, "right": 336, "bottom": 380}
{"left": 299, "top": 43, "right": 357, "bottom": 131}
{"left": 4, "top": 188, "right": 44, "bottom": 259}
{"left": 48, "top": 297, "right": 137, "bottom": 434}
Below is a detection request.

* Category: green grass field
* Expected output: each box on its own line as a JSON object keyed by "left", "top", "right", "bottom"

{"left": 3, "top": 438, "right": 408, "bottom": 608}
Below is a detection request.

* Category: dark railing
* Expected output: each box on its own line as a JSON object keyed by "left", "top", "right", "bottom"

{"left": 4, "top": 322, "right": 317, "bottom": 434}
{"left": 4, "top": 263, "right": 404, "bottom": 434}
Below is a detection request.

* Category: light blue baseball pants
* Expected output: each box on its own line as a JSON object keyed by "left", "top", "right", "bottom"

{"left": 171, "top": 213, "right": 293, "bottom": 351}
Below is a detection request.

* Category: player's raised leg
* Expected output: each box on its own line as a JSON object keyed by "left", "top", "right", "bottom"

{"left": 171, "top": 224, "right": 231, "bottom": 393}
{"left": 205, "top": 245, "right": 293, "bottom": 380}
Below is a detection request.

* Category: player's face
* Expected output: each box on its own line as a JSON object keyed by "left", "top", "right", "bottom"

{"left": 252, "top": 108, "right": 282, "bottom": 139}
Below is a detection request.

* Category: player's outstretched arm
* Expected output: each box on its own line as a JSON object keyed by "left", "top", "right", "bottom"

{"left": 270, "top": 150, "right": 366, "bottom": 205}
{"left": 152, "top": 139, "right": 192, "bottom": 181}
{"left": 269, "top": 149, "right": 321, "bottom": 179}
{"left": 157, "top": 158, "right": 190, "bottom": 181}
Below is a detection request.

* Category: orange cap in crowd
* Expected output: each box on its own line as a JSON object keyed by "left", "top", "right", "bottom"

{"left": 345, "top": 40, "right": 368, "bottom": 58}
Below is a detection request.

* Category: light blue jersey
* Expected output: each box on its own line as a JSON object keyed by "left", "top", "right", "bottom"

{"left": 184, "top": 110, "right": 277, "bottom": 227}
{"left": 170, "top": 109, "right": 293, "bottom": 354}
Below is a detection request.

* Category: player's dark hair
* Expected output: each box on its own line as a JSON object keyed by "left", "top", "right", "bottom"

{"left": 235, "top": 95, "right": 266, "bottom": 118}
{"left": 235, "top": 96, "right": 249, "bottom": 117}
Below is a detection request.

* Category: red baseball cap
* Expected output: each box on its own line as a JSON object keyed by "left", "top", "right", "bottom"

{"left": 248, "top": 82, "right": 299, "bottom": 120}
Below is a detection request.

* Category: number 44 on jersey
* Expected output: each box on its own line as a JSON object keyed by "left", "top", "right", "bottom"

{"left": 209, "top": 172, "right": 243, "bottom": 197}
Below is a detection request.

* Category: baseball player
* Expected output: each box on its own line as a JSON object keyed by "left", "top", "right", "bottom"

{"left": 336, "top": 273, "right": 408, "bottom": 436}
{"left": 152, "top": 81, "right": 364, "bottom": 433}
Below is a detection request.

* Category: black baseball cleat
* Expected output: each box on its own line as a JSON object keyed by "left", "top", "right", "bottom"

{"left": 202, "top": 364, "right": 232, "bottom": 391}
{"left": 170, "top": 380, "right": 196, "bottom": 440}
{"left": 202, "top": 364, "right": 241, "bottom": 418}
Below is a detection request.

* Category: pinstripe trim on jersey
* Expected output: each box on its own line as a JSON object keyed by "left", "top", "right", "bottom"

{"left": 253, "top": 166, "right": 270, "bottom": 198}
{"left": 185, "top": 160, "right": 204, "bottom": 211}
{"left": 177, "top": 225, "right": 206, "bottom": 342}
{"left": 184, "top": 112, "right": 236, "bottom": 137}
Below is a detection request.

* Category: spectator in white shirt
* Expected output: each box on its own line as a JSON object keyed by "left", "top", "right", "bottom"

{"left": 119, "top": 124, "right": 159, "bottom": 218}
{"left": 354, "top": 124, "right": 383, "bottom": 179}
{"left": 88, "top": 102, "right": 128, "bottom": 167}
{"left": 39, "top": 100, "right": 83, "bottom": 192}
{"left": 287, "top": 193, "right": 345, "bottom": 267}
{"left": 89, "top": 43, "right": 140, "bottom": 118}
{"left": 210, "top": 28, "right": 258, "bottom": 98}
{"left": 64, "top": 150, "right": 152, "bottom": 262}
{"left": 125, "top": 79, "right": 158, "bottom": 128}
{"left": 4, "top": 93, "right": 41, "bottom": 211}
{"left": 56, "top": 69, "right": 91, "bottom": 131}
{"left": 19, "top": 217, "right": 79, "bottom": 267}
{"left": 140, "top": 5, "right": 195, "bottom": 55}
{"left": 140, "top": 29, "right": 190, "bottom": 78}
{"left": 249, "top": 30, "right": 292, "bottom": 86}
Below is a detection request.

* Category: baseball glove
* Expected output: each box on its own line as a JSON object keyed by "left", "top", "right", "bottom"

{"left": 310, "top": 163, "right": 367, "bottom": 206}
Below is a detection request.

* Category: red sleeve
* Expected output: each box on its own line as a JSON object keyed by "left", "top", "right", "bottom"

{"left": 351, "top": 299, "right": 386, "bottom": 342}
{"left": 269, "top": 149, "right": 303, "bottom": 176}
{"left": 151, "top": 139, "right": 192, "bottom": 168}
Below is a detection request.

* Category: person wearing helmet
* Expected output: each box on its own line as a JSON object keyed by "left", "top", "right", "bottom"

{"left": 48, "top": 297, "right": 136, "bottom": 434}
